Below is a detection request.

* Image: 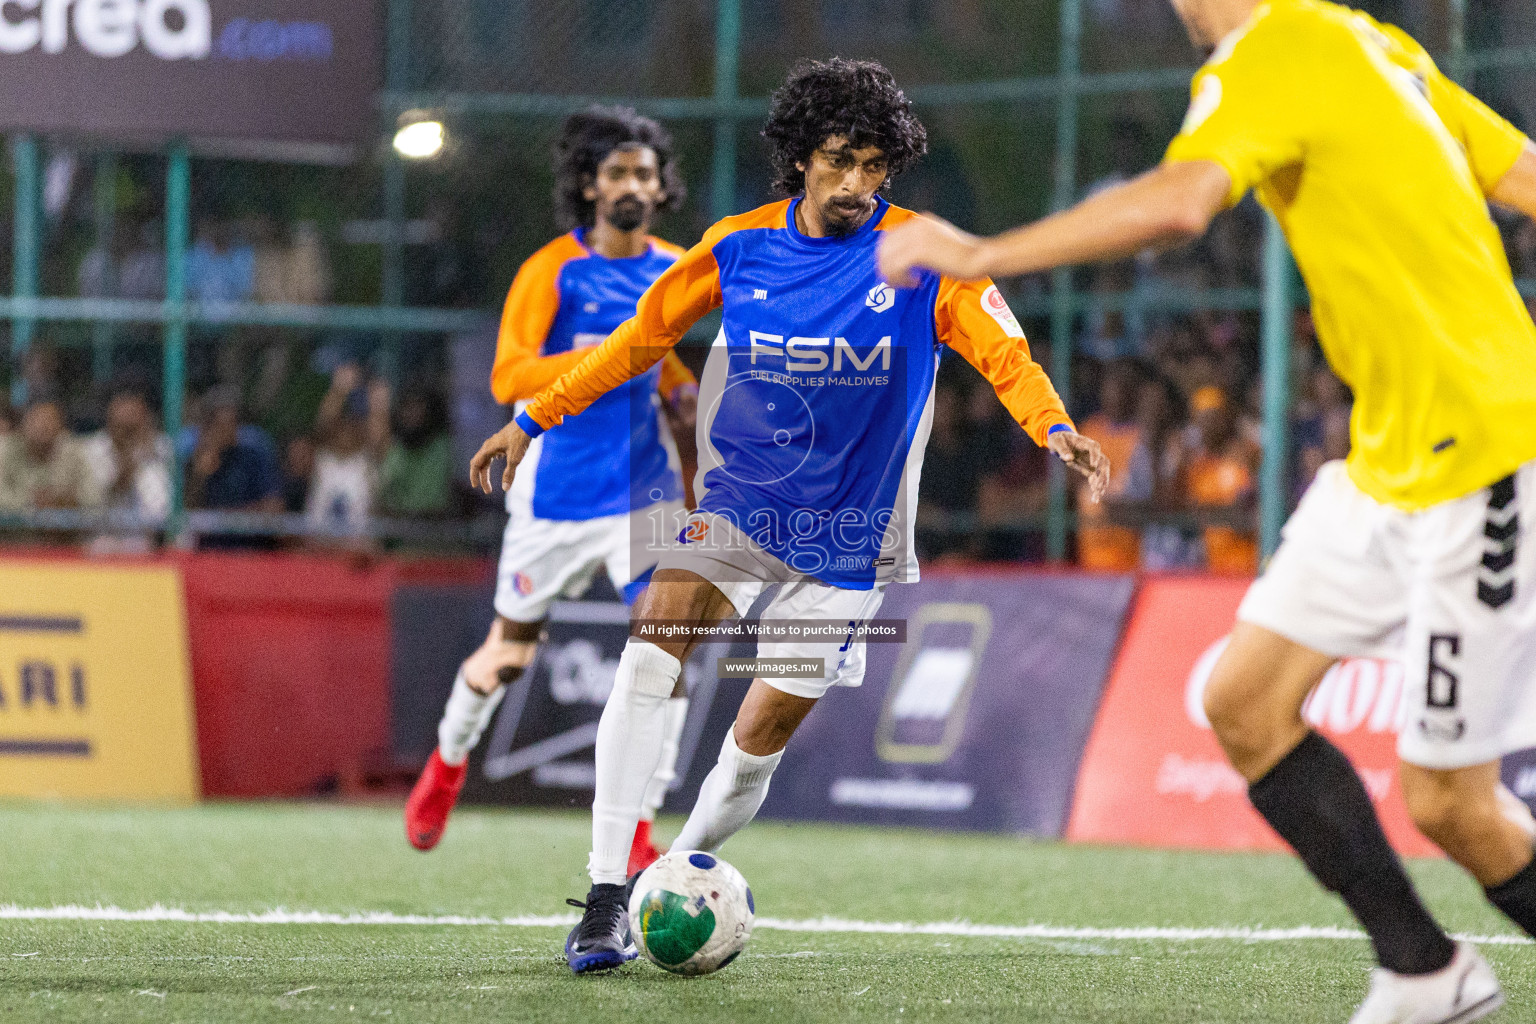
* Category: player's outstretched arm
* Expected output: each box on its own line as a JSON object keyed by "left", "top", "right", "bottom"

{"left": 521, "top": 236, "right": 723, "bottom": 436}
{"left": 935, "top": 276, "right": 1110, "bottom": 500}
{"left": 878, "top": 160, "right": 1233, "bottom": 286}
{"left": 1491, "top": 141, "right": 1536, "bottom": 221}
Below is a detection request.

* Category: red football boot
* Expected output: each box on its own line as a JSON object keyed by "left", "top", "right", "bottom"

{"left": 627, "top": 819, "right": 665, "bottom": 875}
{"left": 405, "top": 749, "right": 467, "bottom": 851}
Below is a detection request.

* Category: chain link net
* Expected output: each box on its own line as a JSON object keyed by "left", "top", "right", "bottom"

{"left": 0, "top": 0, "right": 1530, "bottom": 557}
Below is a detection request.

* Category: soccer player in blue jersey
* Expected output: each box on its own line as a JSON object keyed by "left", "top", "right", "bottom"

{"left": 470, "top": 59, "right": 1110, "bottom": 973}
{"left": 405, "top": 108, "right": 699, "bottom": 873}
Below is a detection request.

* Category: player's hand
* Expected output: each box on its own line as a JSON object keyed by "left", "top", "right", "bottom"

{"left": 1048, "top": 429, "right": 1110, "bottom": 503}
{"left": 469, "top": 421, "right": 533, "bottom": 494}
{"left": 877, "top": 213, "right": 987, "bottom": 288}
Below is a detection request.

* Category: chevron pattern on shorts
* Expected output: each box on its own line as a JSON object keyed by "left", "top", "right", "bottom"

{"left": 1478, "top": 474, "right": 1518, "bottom": 609}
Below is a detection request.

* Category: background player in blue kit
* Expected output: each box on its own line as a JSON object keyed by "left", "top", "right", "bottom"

{"left": 405, "top": 108, "right": 698, "bottom": 875}
{"left": 470, "top": 59, "right": 1110, "bottom": 973}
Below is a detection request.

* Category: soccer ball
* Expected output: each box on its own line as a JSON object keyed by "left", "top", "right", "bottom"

{"left": 628, "top": 850, "right": 754, "bottom": 975}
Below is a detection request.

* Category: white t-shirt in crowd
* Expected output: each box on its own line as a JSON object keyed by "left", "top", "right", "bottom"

{"left": 306, "top": 450, "right": 376, "bottom": 535}
{"left": 80, "top": 431, "right": 172, "bottom": 523}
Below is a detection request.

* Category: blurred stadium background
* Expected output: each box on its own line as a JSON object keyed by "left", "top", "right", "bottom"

{"left": 1, "top": 0, "right": 1535, "bottom": 1020}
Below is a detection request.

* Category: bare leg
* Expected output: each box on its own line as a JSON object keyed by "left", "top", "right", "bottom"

{"left": 1203, "top": 622, "right": 1334, "bottom": 781}
{"left": 438, "top": 617, "right": 542, "bottom": 764}
{"left": 1401, "top": 761, "right": 1535, "bottom": 887}
{"left": 732, "top": 680, "right": 818, "bottom": 755}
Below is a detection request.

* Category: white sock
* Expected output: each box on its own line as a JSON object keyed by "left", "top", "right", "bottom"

{"left": 589, "top": 641, "right": 681, "bottom": 885}
{"left": 437, "top": 670, "right": 506, "bottom": 766}
{"left": 640, "top": 697, "right": 690, "bottom": 822}
{"left": 672, "top": 725, "right": 782, "bottom": 853}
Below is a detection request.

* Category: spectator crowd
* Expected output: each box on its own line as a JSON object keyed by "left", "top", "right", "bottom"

{"left": 0, "top": 359, "right": 456, "bottom": 551}
{"left": 3, "top": 144, "right": 1533, "bottom": 572}
{"left": 914, "top": 198, "right": 1536, "bottom": 574}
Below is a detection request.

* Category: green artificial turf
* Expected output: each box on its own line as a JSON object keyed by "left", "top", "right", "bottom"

{"left": 0, "top": 803, "right": 1527, "bottom": 1022}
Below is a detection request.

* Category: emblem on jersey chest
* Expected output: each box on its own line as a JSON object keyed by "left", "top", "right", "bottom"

{"left": 865, "top": 282, "right": 895, "bottom": 312}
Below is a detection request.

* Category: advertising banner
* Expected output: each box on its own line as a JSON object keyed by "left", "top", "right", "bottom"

{"left": 0, "top": 0, "right": 380, "bottom": 154}
{"left": 185, "top": 552, "right": 393, "bottom": 798}
{"left": 0, "top": 560, "right": 198, "bottom": 802}
{"left": 392, "top": 584, "right": 726, "bottom": 811}
{"left": 757, "top": 573, "right": 1136, "bottom": 836}
{"left": 1066, "top": 575, "right": 1442, "bottom": 858}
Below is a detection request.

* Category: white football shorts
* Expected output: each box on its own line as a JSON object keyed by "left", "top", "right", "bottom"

{"left": 1239, "top": 459, "right": 1536, "bottom": 769}
{"left": 494, "top": 499, "right": 685, "bottom": 622}
{"left": 655, "top": 511, "right": 888, "bottom": 699}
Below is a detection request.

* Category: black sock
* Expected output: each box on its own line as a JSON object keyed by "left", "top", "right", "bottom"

{"left": 1485, "top": 853, "right": 1536, "bottom": 937}
{"left": 1248, "top": 732, "right": 1454, "bottom": 975}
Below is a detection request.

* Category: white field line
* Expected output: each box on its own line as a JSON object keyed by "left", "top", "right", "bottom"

{"left": 0, "top": 904, "right": 1529, "bottom": 946}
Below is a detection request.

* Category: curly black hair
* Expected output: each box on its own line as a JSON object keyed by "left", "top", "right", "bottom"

{"left": 761, "top": 58, "right": 928, "bottom": 197}
{"left": 553, "top": 106, "right": 685, "bottom": 230}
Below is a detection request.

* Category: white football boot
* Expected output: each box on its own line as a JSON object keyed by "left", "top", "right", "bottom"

{"left": 1349, "top": 942, "right": 1503, "bottom": 1024}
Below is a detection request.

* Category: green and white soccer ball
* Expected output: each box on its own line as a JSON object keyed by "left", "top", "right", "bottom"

{"left": 628, "top": 850, "right": 754, "bottom": 975}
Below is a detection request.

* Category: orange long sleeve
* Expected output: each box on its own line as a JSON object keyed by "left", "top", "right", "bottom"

{"left": 525, "top": 235, "right": 723, "bottom": 431}
{"left": 936, "top": 276, "right": 1072, "bottom": 446}
{"left": 489, "top": 235, "right": 590, "bottom": 404}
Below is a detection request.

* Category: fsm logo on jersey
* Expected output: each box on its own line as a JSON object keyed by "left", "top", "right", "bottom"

{"left": 0, "top": 0, "right": 333, "bottom": 62}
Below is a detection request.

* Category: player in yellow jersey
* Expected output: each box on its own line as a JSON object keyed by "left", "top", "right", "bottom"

{"left": 880, "top": 0, "right": 1536, "bottom": 1020}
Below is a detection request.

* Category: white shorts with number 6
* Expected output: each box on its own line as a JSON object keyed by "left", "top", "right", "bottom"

{"left": 1239, "top": 459, "right": 1536, "bottom": 769}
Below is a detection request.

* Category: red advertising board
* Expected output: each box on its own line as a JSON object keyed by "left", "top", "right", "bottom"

{"left": 182, "top": 553, "right": 395, "bottom": 797}
{"left": 1067, "top": 575, "right": 1439, "bottom": 859}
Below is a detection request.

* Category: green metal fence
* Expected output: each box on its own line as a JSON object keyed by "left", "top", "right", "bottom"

{"left": 7, "top": 0, "right": 1536, "bottom": 555}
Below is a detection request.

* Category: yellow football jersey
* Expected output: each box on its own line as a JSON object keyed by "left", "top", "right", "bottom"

{"left": 1164, "top": 0, "right": 1536, "bottom": 510}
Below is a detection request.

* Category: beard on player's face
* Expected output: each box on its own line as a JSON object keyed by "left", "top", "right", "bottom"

{"left": 818, "top": 192, "right": 875, "bottom": 237}
{"left": 602, "top": 194, "right": 651, "bottom": 232}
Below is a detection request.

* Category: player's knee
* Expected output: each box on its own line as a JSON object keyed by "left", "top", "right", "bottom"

{"left": 1402, "top": 772, "right": 1480, "bottom": 846}
{"left": 1405, "top": 788, "right": 1463, "bottom": 846}
{"left": 1202, "top": 671, "right": 1268, "bottom": 754}
{"left": 613, "top": 640, "right": 683, "bottom": 700}
{"left": 1203, "top": 662, "right": 1307, "bottom": 773}
{"left": 732, "top": 715, "right": 793, "bottom": 757}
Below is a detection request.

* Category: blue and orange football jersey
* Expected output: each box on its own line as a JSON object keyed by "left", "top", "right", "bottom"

{"left": 492, "top": 229, "right": 693, "bottom": 521}
{"left": 516, "top": 198, "right": 1070, "bottom": 588}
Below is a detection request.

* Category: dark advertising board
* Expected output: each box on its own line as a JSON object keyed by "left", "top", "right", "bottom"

{"left": 392, "top": 572, "right": 1134, "bottom": 835}
{"left": 757, "top": 572, "right": 1136, "bottom": 836}
{"left": 391, "top": 584, "right": 729, "bottom": 812}
{"left": 0, "top": 0, "right": 380, "bottom": 153}
{"left": 1502, "top": 748, "right": 1536, "bottom": 817}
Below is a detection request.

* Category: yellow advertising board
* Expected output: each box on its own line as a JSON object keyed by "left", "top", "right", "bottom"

{"left": 0, "top": 560, "right": 198, "bottom": 801}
